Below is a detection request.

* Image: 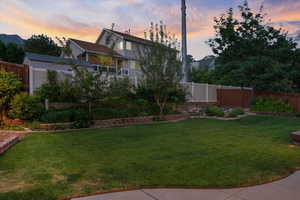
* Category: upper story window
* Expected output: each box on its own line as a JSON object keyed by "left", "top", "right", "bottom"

{"left": 119, "top": 41, "right": 124, "bottom": 50}
{"left": 126, "top": 41, "right": 132, "bottom": 50}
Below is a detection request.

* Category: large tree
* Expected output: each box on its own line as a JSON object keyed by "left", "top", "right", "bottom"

{"left": 208, "top": 1, "right": 298, "bottom": 92}
{"left": 0, "top": 41, "right": 25, "bottom": 64}
{"left": 24, "top": 34, "right": 61, "bottom": 56}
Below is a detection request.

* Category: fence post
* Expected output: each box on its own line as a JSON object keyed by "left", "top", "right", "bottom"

{"left": 191, "top": 82, "right": 194, "bottom": 102}
{"left": 134, "top": 76, "right": 138, "bottom": 88}
{"left": 45, "top": 99, "right": 49, "bottom": 111}
{"left": 206, "top": 83, "right": 209, "bottom": 103}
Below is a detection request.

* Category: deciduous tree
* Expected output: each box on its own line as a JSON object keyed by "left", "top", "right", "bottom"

{"left": 208, "top": 1, "right": 297, "bottom": 92}
{"left": 24, "top": 34, "right": 61, "bottom": 56}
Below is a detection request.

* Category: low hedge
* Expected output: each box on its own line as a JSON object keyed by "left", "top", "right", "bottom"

{"left": 228, "top": 108, "right": 245, "bottom": 118}
{"left": 251, "top": 97, "right": 293, "bottom": 113}
{"left": 40, "top": 105, "right": 177, "bottom": 124}
{"left": 40, "top": 109, "right": 88, "bottom": 123}
{"left": 205, "top": 106, "right": 225, "bottom": 117}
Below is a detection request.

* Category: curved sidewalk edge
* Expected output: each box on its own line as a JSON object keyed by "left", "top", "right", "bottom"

{"left": 71, "top": 171, "right": 300, "bottom": 200}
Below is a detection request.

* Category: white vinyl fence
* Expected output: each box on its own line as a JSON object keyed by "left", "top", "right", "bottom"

{"left": 180, "top": 82, "right": 252, "bottom": 103}
{"left": 181, "top": 82, "right": 218, "bottom": 103}
{"left": 29, "top": 67, "right": 72, "bottom": 94}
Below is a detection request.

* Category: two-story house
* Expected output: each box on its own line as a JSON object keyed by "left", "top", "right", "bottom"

{"left": 95, "top": 29, "right": 155, "bottom": 78}
{"left": 69, "top": 28, "right": 178, "bottom": 79}
{"left": 68, "top": 38, "right": 129, "bottom": 75}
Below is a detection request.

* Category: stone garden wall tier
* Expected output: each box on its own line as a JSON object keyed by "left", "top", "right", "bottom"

{"left": 39, "top": 114, "right": 190, "bottom": 130}
{"left": 0, "top": 136, "right": 20, "bottom": 155}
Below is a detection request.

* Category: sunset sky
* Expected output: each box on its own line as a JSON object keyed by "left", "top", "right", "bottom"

{"left": 0, "top": 0, "right": 299, "bottom": 59}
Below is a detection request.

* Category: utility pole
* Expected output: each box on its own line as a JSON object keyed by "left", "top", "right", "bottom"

{"left": 181, "top": 0, "right": 188, "bottom": 82}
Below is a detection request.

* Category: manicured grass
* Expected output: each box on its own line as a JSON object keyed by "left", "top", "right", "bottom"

{"left": 1, "top": 115, "right": 300, "bottom": 200}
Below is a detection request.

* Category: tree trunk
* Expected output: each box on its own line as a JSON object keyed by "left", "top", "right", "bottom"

{"left": 159, "top": 104, "right": 164, "bottom": 119}
{"left": 1, "top": 109, "right": 8, "bottom": 126}
{"left": 88, "top": 102, "right": 92, "bottom": 120}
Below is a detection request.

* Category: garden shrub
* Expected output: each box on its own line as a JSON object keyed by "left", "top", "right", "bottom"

{"left": 228, "top": 107, "right": 245, "bottom": 118}
{"left": 251, "top": 97, "right": 293, "bottom": 113}
{"left": 40, "top": 109, "right": 88, "bottom": 123}
{"left": 35, "top": 71, "right": 80, "bottom": 102}
{"left": 205, "top": 106, "right": 225, "bottom": 117}
{"left": 108, "top": 78, "right": 135, "bottom": 99}
{"left": 25, "top": 121, "right": 42, "bottom": 130}
{"left": 0, "top": 125, "right": 24, "bottom": 131}
{"left": 8, "top": 93, "right": 44, "bottom": 120}
{"left": 134, "top": 86, "right": 186, "bottom": 104}
{"left": 0, "top": 69, "right": 22, "bottom": 123}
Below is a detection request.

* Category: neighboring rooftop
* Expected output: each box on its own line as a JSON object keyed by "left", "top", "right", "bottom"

{"left": 191, "top": 55, "right": 216, "bottom": 70}
{"left": 70, "top": 38, "right": 122, "bottom": 57}
{"left": 0, "top": 34, "right": 25, "bottom": 46}
{"left": 25, "top": 52, "right": 91, "bottom": 66}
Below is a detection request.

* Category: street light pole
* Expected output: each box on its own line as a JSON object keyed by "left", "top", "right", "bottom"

{"left": 181, "top": 0, "right": 188, "bottom": 82}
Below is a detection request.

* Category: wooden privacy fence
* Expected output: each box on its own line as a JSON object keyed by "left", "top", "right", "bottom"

{"left": 217, "top": 88, "right": 253, "bottom": 108}
{"left": 217, "top": 88, "right": 300, "bottom": 112}
{"left": 254, "top": 91, "right": 300, "bottom": 112}
{"left": 0, "top": 61, "right": 29, "bottom": 92}
{"left": 181, "top": 83, "right": 252, "bottom": 103}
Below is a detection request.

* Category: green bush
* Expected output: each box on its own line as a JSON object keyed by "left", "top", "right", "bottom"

{"left": 251, "top": 97, "right": 293, "bottom": 113}
{"left": 205, "top": 106, "right": 225, "bottom": 117}
{"left": 228, "top": 107, "right": 245, "bottom": 117}
{"left": 35, "top": 71, "right": 80, "bottom": 102}
{"left": 40, "top": 109, "right": 88, "bottom": 123}
{"left": 0, "top": 125, "right": 24, "bottom": 131}
{"left": 72, "top": 113, "right": 91, "bottom": 129}
{"left": 25, "top": 121, "right": 42, "bottom": 130}
{"left": 134, "top": 86, "right": 186, "bottom": 104}
{"left": 8, "top": 93, "right": 44, "bottom": 120}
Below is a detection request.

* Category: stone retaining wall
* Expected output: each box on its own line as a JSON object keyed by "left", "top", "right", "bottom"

{"left": 0, "top": 136, "right": 20, "bottom": 155}
{"left": 39, "top": 114, "right": 190, "bottom": 130}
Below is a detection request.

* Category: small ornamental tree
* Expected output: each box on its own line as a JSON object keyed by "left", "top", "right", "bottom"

{"left": 0, "top": 69, "right": 22, "bottom": 122}
{"left": 140, "top": 43, "right": 182, "bottom": 117}
{"left": 71, "top": 66, "right": 108, "bottom": 118}
{"left": 139, "top": 21, "right": 183, "bottom": 118}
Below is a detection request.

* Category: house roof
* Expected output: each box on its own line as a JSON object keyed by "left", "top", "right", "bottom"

{"left": 25, "top": 52, "right": 90, "bottom": 66}
{"left": 107, "top": 29, "right": 153, "bottom": 45}
{"left": 70, "top": 38, "right": 122, "bottom": 57}
{"left": 96, "top": 29, "right": 179, "bottom": 56}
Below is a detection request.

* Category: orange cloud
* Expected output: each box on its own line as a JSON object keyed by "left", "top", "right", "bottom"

{"left": 0, "top": 4, "right": 100, "bottom": 42}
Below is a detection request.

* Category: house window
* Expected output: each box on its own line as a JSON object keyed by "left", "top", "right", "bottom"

{"left": 129, "top": 60, "right": 138, "bottom": 69}
{"left": 126, "top": 41, "right": 132, "bottom": 50}
{"left": 118, "top": 41, "right": 124, "bottom": 50}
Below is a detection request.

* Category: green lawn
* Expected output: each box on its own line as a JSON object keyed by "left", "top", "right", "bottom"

{"left": 1, "top": 115, "right": 300, "bottom": 200}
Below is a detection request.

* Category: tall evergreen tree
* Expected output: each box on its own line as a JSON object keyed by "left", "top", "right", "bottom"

{"left": 0, "top": 41, "right": 24, "bottom": 64}
{"left": 208, "top": 1, "right": 297, "bottom": 92}
{"left": 24, "top": 34, "right": 61, "bottom": 56}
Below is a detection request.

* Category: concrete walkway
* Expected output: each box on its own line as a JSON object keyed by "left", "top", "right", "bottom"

{"left": 72, "top": 171, "right": 300, "bottom": 200}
